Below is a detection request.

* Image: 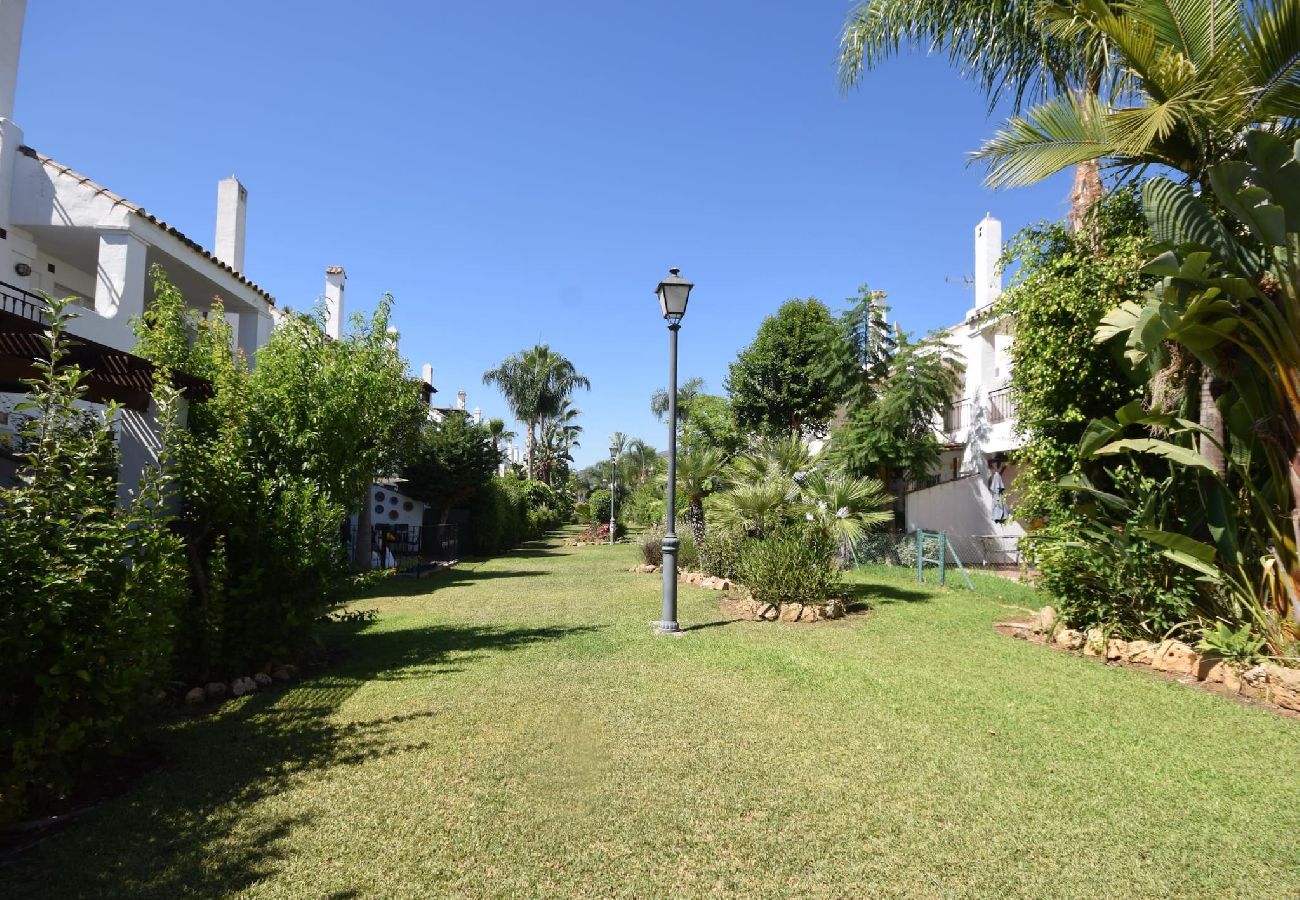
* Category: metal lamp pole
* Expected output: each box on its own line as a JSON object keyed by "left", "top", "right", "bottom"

{"left": 608, "top": 439, "right": 619, "bottom": 546}
{"left": 654, "top": 267, "right": 693, "bottom": 634}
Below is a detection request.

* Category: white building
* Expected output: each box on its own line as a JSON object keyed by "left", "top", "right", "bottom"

{"left": 0, "top": 0, "right": 275, "bottom": 501}
{"left": 904, "top": 214, "right": 1024, "bottom": 565}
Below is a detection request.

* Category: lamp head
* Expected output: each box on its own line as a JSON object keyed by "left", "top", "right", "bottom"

{"left": 655, "top": 267, "right": 692, "bottom": 324}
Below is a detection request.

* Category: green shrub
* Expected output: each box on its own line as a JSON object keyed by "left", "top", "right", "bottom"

{"left": 528, "top": 505, "right": 561, "bottom": 536}
{"left": 698, "top": 527, "right": 746, "bottom": 581}
{"left": 0, "top": 300, "right": 188, "bottom": 822}
{"left": 737, "top": 524, "right": 840, "bottom": 609}
{"left": 639, "top": 526, "right": 697, "bottom": 570}
{"left": 623, "top": 482, "right": 665, "bottom": 528}
{"left": 1030, "top": 516, "right": 1198, "bottom": 639}
{"left": 587, "top": 488, "right": 613, "bottom": 524}
{"left": 639, "top": 528, "right": 663, "bottom": 566}
{"left": 573, "top": 501, "right": 592, "bottom": 523}
{"left": 470, "top": 479, "right": 509, "bottom": 554}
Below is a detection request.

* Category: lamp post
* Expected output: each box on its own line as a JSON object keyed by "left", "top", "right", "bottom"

{"left": 654, "top": 267, "right": 693, "bottom": 634}
{"left": 608, "top": 437, "right": 619, "bottom": 546}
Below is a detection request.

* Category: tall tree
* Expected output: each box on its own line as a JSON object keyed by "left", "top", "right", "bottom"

{"left": 838, "top": 0, "right": 1113, "bottom": 228}
{"left": 974, "top": 0, "right": 1300, "bottom": 475}
{"left": 482, "top": 344, "right": 590, "bottom": 479}
{"left": 402, "top": 414, "right": 500, "bottom": 524}
{"left": 826, "top": 332, "right": 964, "bottom": 491}
{"left": 975, "top": 0, "right": 1300, "bottom": 193}
{"left": 725, "top": 298, "right": 839, "bottom": 438}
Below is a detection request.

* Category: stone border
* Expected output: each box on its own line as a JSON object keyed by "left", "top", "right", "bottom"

{"left": 999, "top": 607, "right": 1300, "bottom": 716}
{"left": 629, "top": 565, "right": 849, "bottom": 622}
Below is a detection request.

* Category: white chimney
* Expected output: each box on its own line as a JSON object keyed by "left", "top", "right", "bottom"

{"left": 472, "top": 406, "right": 481, "bottom": 425}
{"left": 0, "top": 1, "right": 26, "bottom": 122}
{"left": 974, "top": 213, "right": 1002, "bottom": 310}
{"left": 421, "top": 363, "right": 433, "bottom": 386}
{"left": 214, "top": 177, "right": 247, "bottom": 272}
{"left": 456, "top": 390, "right": 466, "bottom": 411}
{"left": 324, "top": 266, "right": 345, "bottom": 339}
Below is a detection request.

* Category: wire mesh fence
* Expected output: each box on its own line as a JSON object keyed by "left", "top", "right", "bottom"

{"left": 851, "top": 529, "right": 1025, "bottom": 575}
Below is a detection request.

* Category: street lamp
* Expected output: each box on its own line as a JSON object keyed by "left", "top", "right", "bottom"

{"left": 654, "top": 267, "right": 693, "bottom": 634}
{"left": 608, "top": 437, "right": 619, "bottom": 546}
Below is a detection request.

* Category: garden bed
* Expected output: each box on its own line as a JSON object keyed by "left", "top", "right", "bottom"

{"left": 997, "top": 609, "right": 1300, "bottom": 720}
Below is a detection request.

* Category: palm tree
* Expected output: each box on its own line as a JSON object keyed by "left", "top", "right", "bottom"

{"left": 674, "top": 447, "right": 724, "bottom": 544}
{"left": 974, "top": 0, "right": 1300, "bottom": 474}
{"left": 838, "top": 0, "right": 1113, "bottom": 228}
{"left": 623, "top": 439, "right": 662, "bottom": 488}
{"left": 650, "top": 377, "right": 706, "bottom": 428}
{"left": 486, "top": 417, "right": 516, "bottom": 453}
{"left": 800, "top": 471, "right": 894, "bottom": 558}
{"left": 974, "top": 0, "right": 1300, "bottom": 193}
{"left": 483, "top": 344, "right": 590, "bottom": 479}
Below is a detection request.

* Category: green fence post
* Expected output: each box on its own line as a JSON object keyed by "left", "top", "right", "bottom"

{"left": 937, "top": 531, "right": 947, "bottom": 586}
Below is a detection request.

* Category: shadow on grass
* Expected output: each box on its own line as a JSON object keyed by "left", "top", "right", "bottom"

{"left": 681, "top": 618, "right": 742, "bottom": 633}
{"left": 843, "top": 581, "right": 932, "bottom": 607}
{"left": 1, "top": 621, "right": 597, "bottom": 899}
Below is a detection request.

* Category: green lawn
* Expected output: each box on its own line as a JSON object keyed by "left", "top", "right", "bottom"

{"left": 5, "top": 530, "right": 1300, "bottom": 898}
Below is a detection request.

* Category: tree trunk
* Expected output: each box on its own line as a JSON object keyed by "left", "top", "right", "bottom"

{"left": 688, "top": 499, "right": 706, "bottom": 547}
{"left": 1068, "top": 159, "right": 1104, "bottom": 237}
{"left": 1197, "top": 369, "right": 1227, "bottom": 478}
{"left": 353, "top": 483, "right": 373, "bottom": 569}
{"left": 525, "top": 423, "right": 536, "bottom": 480}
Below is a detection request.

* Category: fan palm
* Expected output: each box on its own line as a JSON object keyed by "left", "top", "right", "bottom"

{"left": 800, "top": 471, "right": 894, "bottom": 550}
{"left": 839, "top": 0, "right": 1115, "bottom": 227}
{"left": 673, "top": 447, "right": 724, "bottom": 544}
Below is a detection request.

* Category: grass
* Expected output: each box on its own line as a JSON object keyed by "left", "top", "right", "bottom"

{"left": 4, "top": 528, "right": 1299, "bottom": 898}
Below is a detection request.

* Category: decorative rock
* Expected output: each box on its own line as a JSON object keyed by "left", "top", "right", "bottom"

{"left": 231, "top": 677, "right": 250, "bottom": 697}
{"left": 254, "top": 672, "right": 273, "bottom": 688}
{"left": 204, "top": 681, "right": 228, "bottom": 701}
{"left": 823, "top": 598, "right": 847, "bottom": 620}
{"left": 1263, "top": 663, "right": 1300, "bottom": 693}
{"left": 1197, "top": 659, "right": 1227, "bottom": 683}
{"left": 1222, "top": 664, "right": 1243, "bottom": 695}
{"left": 1105, "top": 638, "right": 1128, "bottom": 661}
{"left": 185, "top": 687, "right": 206, "bottom": 705}
{"left": 1034, "top": 606, "right": 1057, "bottom": 635}
{"left": 1083, "top": 628, "right": 1105, "bottom": 657}
{"left": 1126, "top": 640, "right": 1157, "bottom": 665}
{"left": 271, "top": 666, "right": 294, "bottom": 682}
{"left": 1151, "top": 640, "right": 1199, "bottom": 676}
{"left": 779, "top": 604, "right": 805, "bottom": 623}
{"left": 1054, "top": 628, "right": 1085, "bottom": 651}
{"left": 1270, "top": 685, "right": 1300, "bottom": 712}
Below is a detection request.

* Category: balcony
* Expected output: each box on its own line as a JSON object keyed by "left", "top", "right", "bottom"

{"left": 942, "top": 399, "right": 969, "bottom": 442}
{"left": 988, "top": 386, "right": 1015, "bottom": 424}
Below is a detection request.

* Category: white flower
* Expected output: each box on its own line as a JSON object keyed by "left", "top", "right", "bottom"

{"left": 836, "top": 506, "right": 850, "bottom": 519}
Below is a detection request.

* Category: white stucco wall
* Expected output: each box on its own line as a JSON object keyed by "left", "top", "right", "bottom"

{"left": 904, "top": 473, "right": 1024, "bottom": 565}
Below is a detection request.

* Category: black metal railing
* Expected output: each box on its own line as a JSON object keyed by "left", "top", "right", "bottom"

{"left": 342, "top": 523, "right": 460, "bottom": 566}
{"left": 988, "top": 386, "right": 1015, "bottom": 424}
{"left": 0, "top": 280, "right": 47, "bottom": 325}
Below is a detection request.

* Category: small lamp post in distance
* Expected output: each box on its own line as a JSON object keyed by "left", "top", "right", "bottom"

{"left": 608, "top": 437, "right": 619, "bottom": 546}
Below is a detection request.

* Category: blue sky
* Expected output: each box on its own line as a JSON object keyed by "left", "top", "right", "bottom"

{"left": 14, "top": 1, "right": 1072, "bottom": 468}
